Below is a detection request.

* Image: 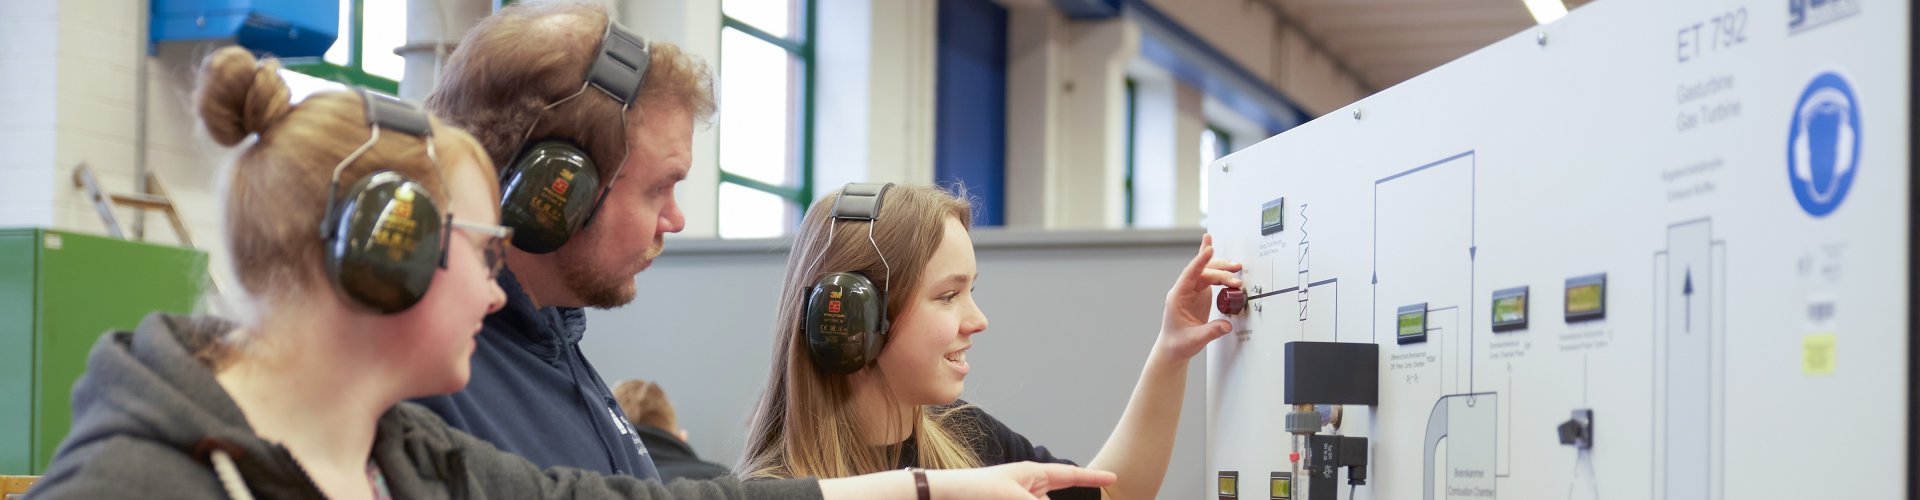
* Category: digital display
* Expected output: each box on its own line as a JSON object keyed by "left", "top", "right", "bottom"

{"left": 1269, "top": 472, "right": 1292, "bottom": 499}
{"left": 1218, "top": 471, "right": 1239, "bottom": 499}
{"left": 1396, "top": 303, "right": 1428, "bottom": 344}
{"left": 1491, "top": 286, "right": 1529, "bottom": 332}
{"left": 1565, "top": 274, "right": 1607, "bottom": 321}
{"left": 1260, "top": 197, "right": 1285, "bottom": 235}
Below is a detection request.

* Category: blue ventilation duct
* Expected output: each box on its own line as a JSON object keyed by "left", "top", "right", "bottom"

{"left": 151, "top": 0, "right": 338, "bottom": 58}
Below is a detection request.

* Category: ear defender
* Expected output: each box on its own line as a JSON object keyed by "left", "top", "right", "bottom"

{"left": 318, "top": 90, "right": 448, "bottom": 313}
{"left": 497, "top": 20, "right": 652, "bottom": 254}
{"left": 499, "top": 141, "right": 603, "bottom": 253}
{"left": 801, "top": 182, "right": 897, "bottom": 374}
{"left": 324, "top": 172, "right": 445, "bottom": 313}
{"left": 804, "top": 272, "right": 889, "bottom": 374}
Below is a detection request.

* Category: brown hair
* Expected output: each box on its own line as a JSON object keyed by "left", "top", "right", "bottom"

{"left": 196, "top": 46, "right": 495, "bottom": 316}
{"left": 612, "top": 379, "right": 676, "bottom": 431}
{"left": 738, "top": 184, "right": 983, "bottom": 480}
{"left": 425, "top": 0, "right": 716, "bottom": 180}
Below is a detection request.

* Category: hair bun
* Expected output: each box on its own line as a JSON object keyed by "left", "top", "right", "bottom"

{"left": 195, "top": 46, "right": 293, "bottom": 146}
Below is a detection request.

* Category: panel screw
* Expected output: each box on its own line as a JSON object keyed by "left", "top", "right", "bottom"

{"left": 1221, "top": 163, "right": 1231, "bottom": 173}
{"left": 1537, "top": 32, "right": 1548, "bottom": 46}
{"left": 1351, "top": 108, "right": 1362, "bottom": 120}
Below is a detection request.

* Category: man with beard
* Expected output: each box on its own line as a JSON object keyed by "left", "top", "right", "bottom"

{"left": 411, "top": 1, "right": 709, "bottom": 478}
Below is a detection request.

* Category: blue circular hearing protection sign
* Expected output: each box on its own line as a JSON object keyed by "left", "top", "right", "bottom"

{"left": 1786, "top": 72, "right": 1861, "bottom": 218}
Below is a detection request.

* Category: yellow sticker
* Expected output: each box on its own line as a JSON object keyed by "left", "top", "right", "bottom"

{"left": 1803, "top": 333, "right": 1836, "bottom": 375}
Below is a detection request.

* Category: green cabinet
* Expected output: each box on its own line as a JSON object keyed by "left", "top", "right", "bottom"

{"left": 0, "top": 228, "right": 207, "bottom": 474}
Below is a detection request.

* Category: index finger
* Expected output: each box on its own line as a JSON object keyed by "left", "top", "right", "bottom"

{"left": 1032, "top": 464, "right": 1118, "bottom": 490}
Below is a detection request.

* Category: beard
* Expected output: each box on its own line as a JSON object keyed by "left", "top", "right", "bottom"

{"left": 555, "top": 233, "right": 664, "bottom": 309}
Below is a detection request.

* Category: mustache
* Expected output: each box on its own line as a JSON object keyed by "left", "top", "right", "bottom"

{"left": 641, "top": 236, "right": 665, "bottom": 261}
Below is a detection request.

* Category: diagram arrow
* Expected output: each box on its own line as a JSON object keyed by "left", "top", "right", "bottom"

{"left": 1683, "top": 267, "right": 1694, "bottom": 333}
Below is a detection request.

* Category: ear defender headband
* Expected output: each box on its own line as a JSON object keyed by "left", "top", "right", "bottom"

{"left": 802, "top": 183, "right": 898, "bottom": 375}
{"left": 319, "top": 90, "right": 449, "bottom": 313}
{"left": 497, "top": 19, "right": 653, "bottom": 253}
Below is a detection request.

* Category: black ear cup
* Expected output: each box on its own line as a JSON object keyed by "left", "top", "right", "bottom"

{"left": 324, "top": 171, "right": 445, "bottom": 313}
{"left": 499, "top": 140, "right": 603, "bottom": 253}
{"left": 496, "top": 22, "right": 651, "bottom": 255}
{"left": 804, "top": 272, "right": 889, "bottom": 374}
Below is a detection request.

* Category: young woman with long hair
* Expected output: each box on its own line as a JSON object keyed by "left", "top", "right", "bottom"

{"left": 740, "top": 183, "right": 1241, "bottom": 499}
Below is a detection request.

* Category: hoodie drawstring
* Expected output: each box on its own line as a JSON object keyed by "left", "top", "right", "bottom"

{"left": 210, "top": 449, "right": 255, "bottom": 500}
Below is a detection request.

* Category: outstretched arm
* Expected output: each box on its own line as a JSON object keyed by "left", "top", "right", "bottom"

{"left": 1086, "top": 234, "right": 1242, "bottom": 500}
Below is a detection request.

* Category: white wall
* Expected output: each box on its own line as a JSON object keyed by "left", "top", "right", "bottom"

{"left": 0, "top": 0, "right": 234, "bottom": 292}
{"left": 0, "top": 2, "right": 62, "bottom": 229}
{"left": 1002, "top": 7, "right": 1138, "bottom": 230}
{"left": 814, "top": 0, "right": 940, "bottom": 198}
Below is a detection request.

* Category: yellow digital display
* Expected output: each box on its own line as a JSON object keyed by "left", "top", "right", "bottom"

{"left": 1263, "top": 205, "right": 1282, "bottom": 227}
{"left": 1567, "top": 285, "right": 1601, "bottom": 313}
{"left": 1219, "top": 477, "right": 1237, "bottom": 496}
{"left": 1564, "top": 274, "right": 1607, "bottom": 321}
{"left": 1271, "top": 478, "right": 1291, "bottom": 499}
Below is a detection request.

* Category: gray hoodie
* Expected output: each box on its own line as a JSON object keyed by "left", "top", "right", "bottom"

{"left": 25, "top": 313, "right": 822, "bottom": 500}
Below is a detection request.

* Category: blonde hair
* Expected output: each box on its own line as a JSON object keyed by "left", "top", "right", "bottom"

{"left": 738, "top": 184, "right": 983, "bottom": 479}
{"left": 194, "top": 46, "right": 494, "bottom": 336}
{"left": 613, "top": 379, "right": 676, "bottom": 431}
{"left": 425, "top": 0, "right": 716, "bottom": 180}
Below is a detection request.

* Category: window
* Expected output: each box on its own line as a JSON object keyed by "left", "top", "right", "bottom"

{"left": 717, "top": 0, "right": 814, "bottom": 239}
{"left": 1198, "top": 125, "right": 1230, "bottom": 216}
{"left": 1122, "top": 78, "right": 1138, "bottom": 225}
{"left": 285, "top": 0, "right": 405, "bottom": 94}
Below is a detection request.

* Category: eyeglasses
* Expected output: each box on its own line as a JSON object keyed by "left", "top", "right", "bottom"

{"left": 448, "top": 216, "right": 513, "bottom": 278}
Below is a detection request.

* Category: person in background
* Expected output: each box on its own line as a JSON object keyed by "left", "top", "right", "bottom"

{"left": 22, "top": 47, "right": 1113, "bottom": 500}
{"left": 613, "top": 380, "right": 732, "bottom": 481}
{"left": 738, "top": 183, "right": 1241, "bottom": 500}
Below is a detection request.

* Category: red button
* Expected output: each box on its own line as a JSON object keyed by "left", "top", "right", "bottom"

{"left": 1217, "top": 288, "right": 1248, "bottom": 315}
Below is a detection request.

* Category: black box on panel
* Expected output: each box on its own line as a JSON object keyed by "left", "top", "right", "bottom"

{"left": 1283, "top": 342, "right": 1379, "bottom": 406}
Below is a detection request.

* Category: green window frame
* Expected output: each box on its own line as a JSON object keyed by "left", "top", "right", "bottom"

{"left": 284, "top": 0, "right": 400, "bottom": 94}
{"left": 717, "top": 0, "right": 816, "bottom": 237}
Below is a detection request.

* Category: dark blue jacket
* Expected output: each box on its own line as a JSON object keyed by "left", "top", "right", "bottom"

{"left": 413, "top": 269, "right": 660, "bottom": 479}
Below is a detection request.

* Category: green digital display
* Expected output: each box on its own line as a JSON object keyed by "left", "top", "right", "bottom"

{"left": 1396, "top": 303, "right": 1428, "bottom": 344}
{"left": 1219, "top": 477, "right": 1237, "bottom": 496}
{"left": 1493, "top": 296, "right": 1525, "bottom": 322}
{"left": 1491, "top": 286, "right": 1528, "bottom": 332}
{"left": 1398, "top": 310, "right": 1425, "bottom": 336}
{"left": 1270, "top": 478, "right": 1291, "bottom": 499}
{"left": 1260, "top": 197, "right": 1285, "bottom": 235}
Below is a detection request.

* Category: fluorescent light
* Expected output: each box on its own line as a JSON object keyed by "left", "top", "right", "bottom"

{"left": 1523, "top": 0, "right": 1568, "bottom": 24}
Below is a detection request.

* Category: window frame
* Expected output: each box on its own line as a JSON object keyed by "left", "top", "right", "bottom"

{"left": 284, "top": 0, "right": 400, "bottom": 95}
{"left": 716, "top": 0, "right": 817, "bottom": 237}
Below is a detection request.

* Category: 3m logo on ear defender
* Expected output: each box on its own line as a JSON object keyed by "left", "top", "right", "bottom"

{"left": 373, "top": 187, "right": 421, "bottom": 260}
{"left": 530, "top": 169, "right": 576, "bottom": 226}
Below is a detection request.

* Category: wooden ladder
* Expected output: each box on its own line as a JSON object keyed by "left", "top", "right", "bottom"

{"left": 71, "top": 163, "right": 196, "bottom": 249}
